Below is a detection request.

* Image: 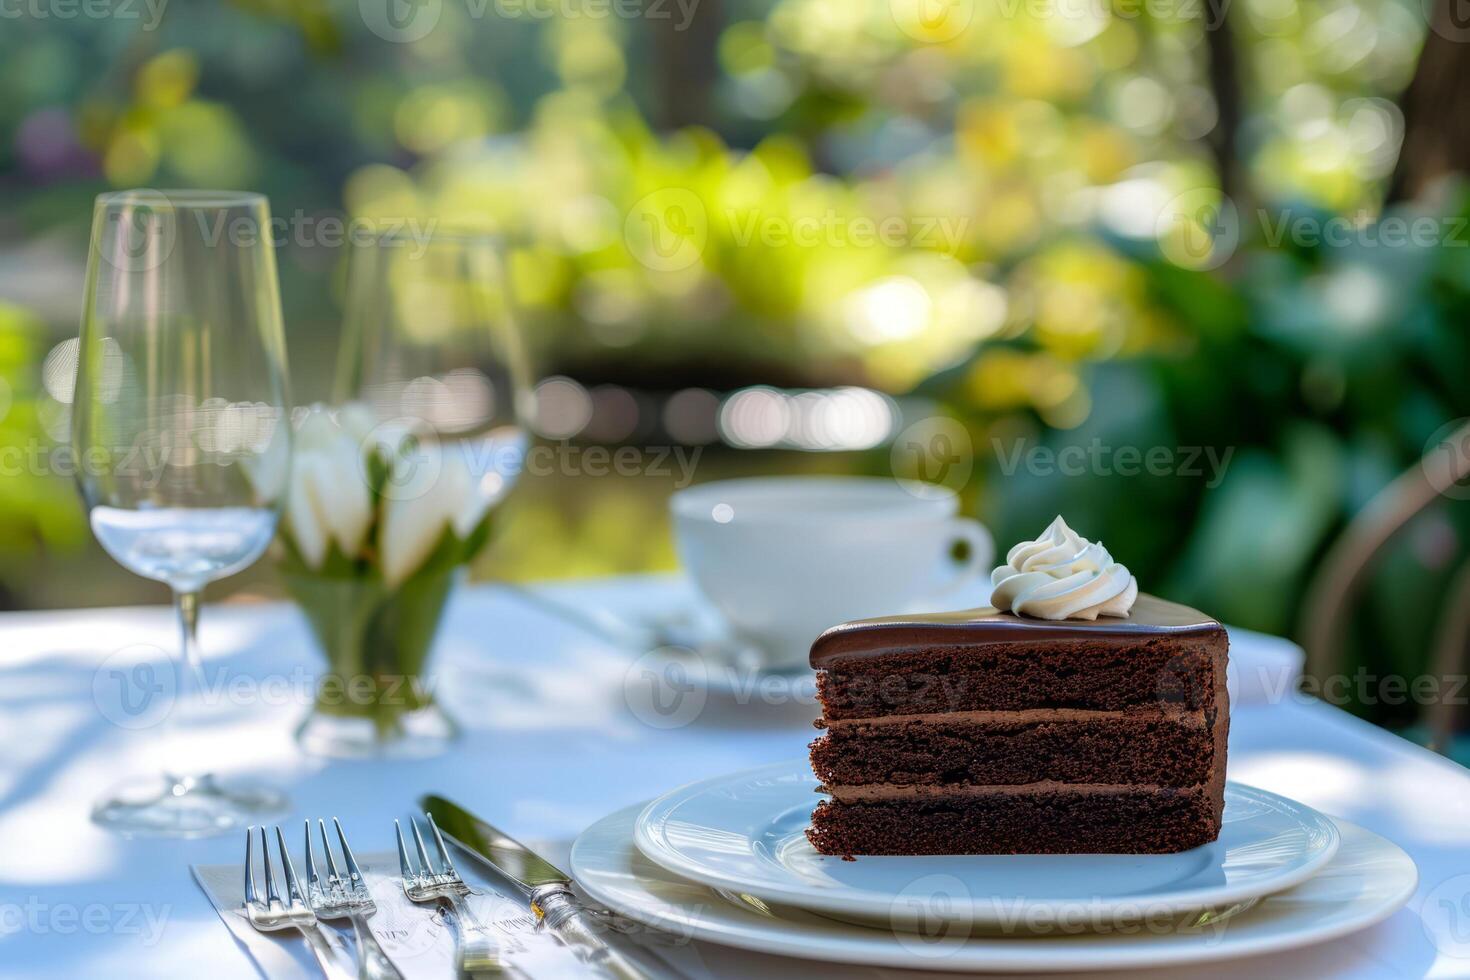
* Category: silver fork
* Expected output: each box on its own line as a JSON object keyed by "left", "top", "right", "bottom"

{"left": 242, "top": 825, "right": 353, "bottom": 980}
{"left": 395, "top": 814, "right": 501, "bottom": 975}
{"left": 305, "top": 818, "right": 405, "bottom": 980}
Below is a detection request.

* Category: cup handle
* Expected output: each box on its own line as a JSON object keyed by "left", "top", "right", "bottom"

{"left": 930, "top": 517, "right": 994, "bottom": 599}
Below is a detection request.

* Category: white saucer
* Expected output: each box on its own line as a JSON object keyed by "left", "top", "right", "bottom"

{"left": 633, "top": 762, "right": 1340, "bottom": 929}
{"left": 573, "top": 805, "right": 1416, "bottom": 973}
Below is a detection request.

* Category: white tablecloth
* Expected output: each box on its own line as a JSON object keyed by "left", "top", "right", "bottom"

{"left": 2, "top": 576, "right": 1468, "bottom": 979}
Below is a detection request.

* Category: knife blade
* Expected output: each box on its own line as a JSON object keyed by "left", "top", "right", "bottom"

{"left": 420, "top": 795, "right": 663, "bottom": 980}
{"left": 423, "top": 793, "right": 573, "bottom": 889}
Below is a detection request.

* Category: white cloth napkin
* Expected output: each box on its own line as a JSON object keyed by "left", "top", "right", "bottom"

{"left": 193, "top": 849, "right": 634, "bottom": 979}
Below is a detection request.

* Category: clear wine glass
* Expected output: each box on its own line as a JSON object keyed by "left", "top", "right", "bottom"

{"left": 73, "top": 189, "right": 292, "bottom": 836}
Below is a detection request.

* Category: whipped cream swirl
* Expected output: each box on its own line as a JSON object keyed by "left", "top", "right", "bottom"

{"left": 990, "top": 516, "right": 1137, "bottom": 620}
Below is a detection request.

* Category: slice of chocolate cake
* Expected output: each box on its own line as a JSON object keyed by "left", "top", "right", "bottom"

{"left": 807, "top": 517, "right": 1229, "bottom": 856}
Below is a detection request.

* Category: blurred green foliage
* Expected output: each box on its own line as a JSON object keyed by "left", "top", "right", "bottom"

{"left": 1, "top": 0, "right": 1468, "bottom": 727}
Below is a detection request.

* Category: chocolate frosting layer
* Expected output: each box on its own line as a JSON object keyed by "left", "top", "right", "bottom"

{"left": 810, "top": 592, "right": 1222, "bottom": 669}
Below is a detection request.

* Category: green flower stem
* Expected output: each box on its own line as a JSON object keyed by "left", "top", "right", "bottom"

{"left": 283, "top": 566, "right": 457, "bottom": 737}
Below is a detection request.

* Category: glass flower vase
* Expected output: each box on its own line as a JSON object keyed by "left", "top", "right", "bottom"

{"left": 286, "top": 566, "right": 461, "bottom": 759}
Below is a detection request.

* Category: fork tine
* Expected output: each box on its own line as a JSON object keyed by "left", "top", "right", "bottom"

{"left": 425, "top": 812, "right": 459, "bottom": 879}
{"left": 275, "top": 825, "right": 305, "bottom": 904}
{"left": 304, "top": 819, "right": 320, "bottom": 890}
{"left": 319, "top": 819, "right": 342, "bottom": 880}
{"left": 260, "top": 826, "right": 280, "bottom": 905}
{"left": 244, "top": 826, "right": 258, "bottom": 905}
{"left": 333, "top": 817, "right": 364, "bottom": 883}
{"left": 394, "top": 819, "right": 415, "bottom": 878}
{"left": 410, "top": 818, "right": 436, "bottom": 875}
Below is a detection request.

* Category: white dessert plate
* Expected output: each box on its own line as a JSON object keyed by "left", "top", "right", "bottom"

{"left": 576, "top": 805, "right": 1415, "bottom": 973}
{"left": 633, "top": 761, "right": 1341, "bottom": 929}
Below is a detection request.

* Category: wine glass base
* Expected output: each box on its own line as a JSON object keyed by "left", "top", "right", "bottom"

{"left": 91, "top": 773, "right": 287, "bottom": 838}
{"left": 295, "top": 703, "right": 459, "bottom": 760}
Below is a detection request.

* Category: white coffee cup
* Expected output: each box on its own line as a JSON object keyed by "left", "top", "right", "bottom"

{"left": 670, "top": 476, "right": 994, "bottom": 670}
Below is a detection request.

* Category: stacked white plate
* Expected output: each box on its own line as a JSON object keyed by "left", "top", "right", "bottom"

{"left": 569, "top": 761, "right": 1418, "bottom": 972}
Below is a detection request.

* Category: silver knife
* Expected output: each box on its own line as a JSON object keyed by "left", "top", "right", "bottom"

{"left": 420, "top": 795, "right": 661, "bottom": 980}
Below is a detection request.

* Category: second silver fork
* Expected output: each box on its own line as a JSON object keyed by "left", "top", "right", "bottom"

{"left": 396, "top": 814, "right": 502, "bottom": 975}
{"left": 305, "top": 818, "right": 404, "bottom": 980}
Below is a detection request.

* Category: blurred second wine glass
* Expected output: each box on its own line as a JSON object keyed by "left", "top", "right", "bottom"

{"left": 339, "top": 230, "right": 530, "bottom": 476}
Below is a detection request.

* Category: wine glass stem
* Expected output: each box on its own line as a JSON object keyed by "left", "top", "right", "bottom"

{"left": 162, "top": 588, "right": 207, "bottom": 786}
{"left": 175, "top": 588, "right": 203, "bottom": 674}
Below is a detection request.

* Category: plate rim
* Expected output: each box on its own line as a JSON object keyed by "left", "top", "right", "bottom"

{"left": 633, "top": 760, "right": 1342, "bottom": 922}
{"left": 579, "top": 805, "right": 1416, "bottom": 973}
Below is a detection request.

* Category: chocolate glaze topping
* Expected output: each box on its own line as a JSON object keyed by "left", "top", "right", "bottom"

{"left": 810, "top": 593, "right": 1222, "bottom": 668}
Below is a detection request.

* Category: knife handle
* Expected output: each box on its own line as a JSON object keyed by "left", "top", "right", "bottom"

{"left": 531, "top": 885, "right": 656, "bottom": 980}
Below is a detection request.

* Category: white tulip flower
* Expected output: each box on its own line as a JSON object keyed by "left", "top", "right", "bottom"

{"left": 287, "top": 405, "right": 504, "bottom": 586}
{"left": 285, "top": 452, "right": 329, "bottom": 569}
{"left": 380, "top": 443, "right": 455, "bottom": 588}
{"left": 317, "top": 433, "right": 374, "bottom": 559}
{"left": 283, "top": 405, "right": 378, "bottom": 568}
{"left": 378, "top": 440, "right": 505, "bottom": 587}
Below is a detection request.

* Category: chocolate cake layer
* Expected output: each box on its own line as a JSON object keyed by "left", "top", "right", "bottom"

{"left": 810, "top": 713, "right": 1219, "bottom": 789}
{"left": 815, "top": 637, "right": 1220, "bottom": 719}
{"left": 807, "top": 593, "right": 1230, "bottom": 857}
{"left": 807, "top": 786, "right": 1223, "bottom": 856}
